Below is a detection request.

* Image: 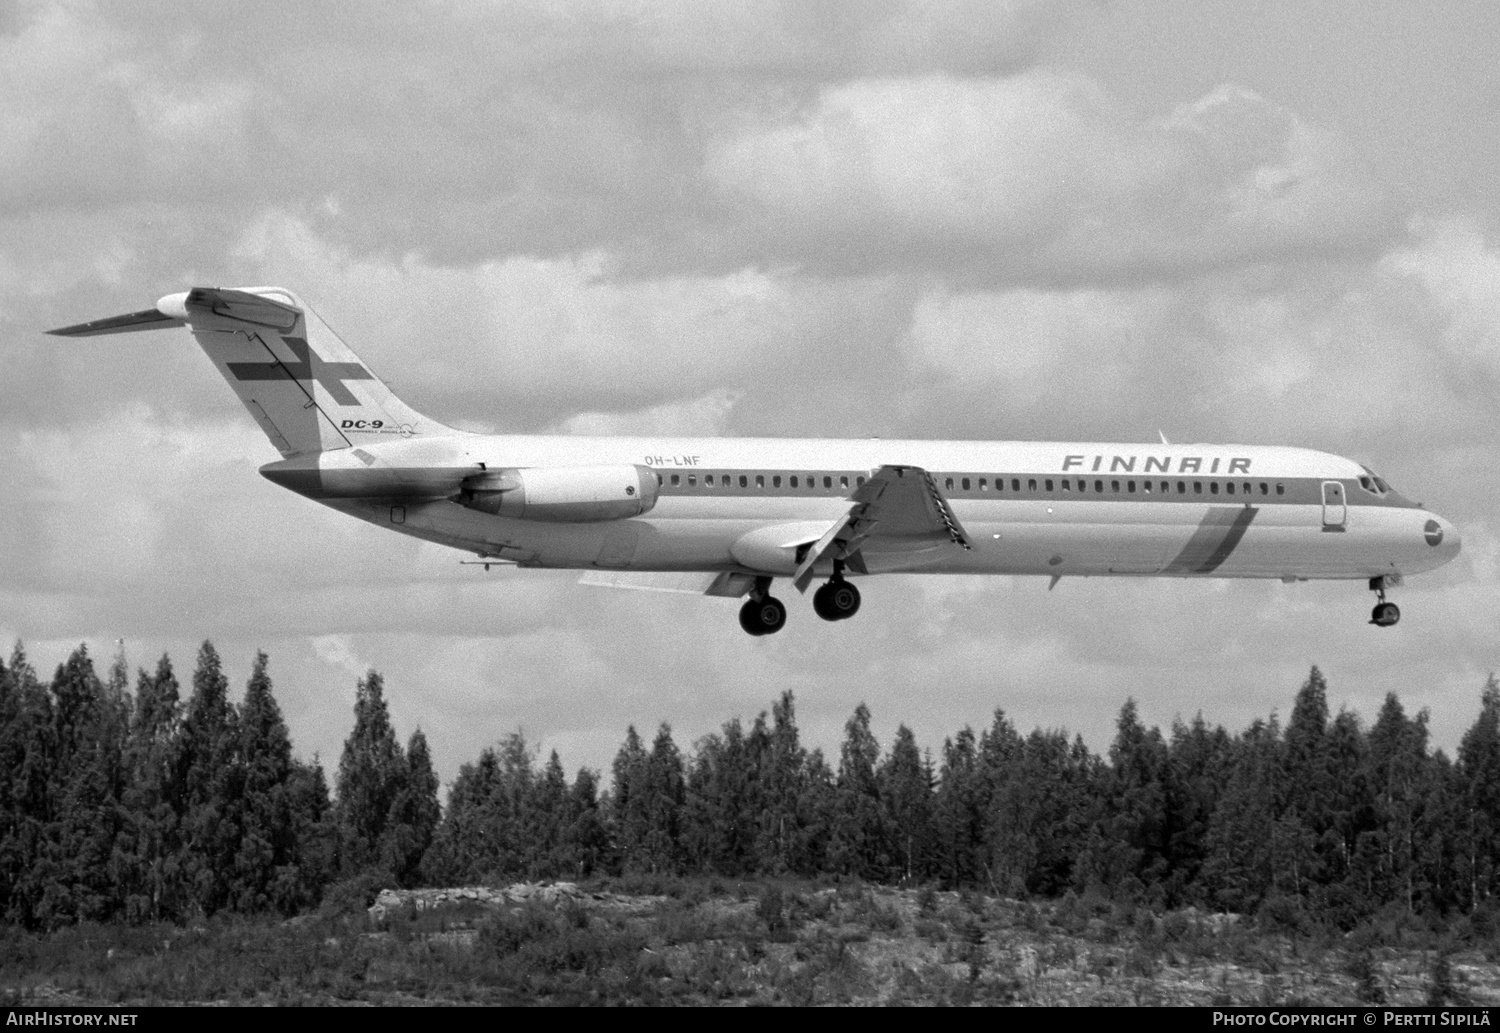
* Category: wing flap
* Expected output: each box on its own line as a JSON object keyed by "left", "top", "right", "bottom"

{"left": 579, "top": 570, "right": 756, "bottom": 597}
{"left": 792, "top": 464, "right": 971, "bottom": 591}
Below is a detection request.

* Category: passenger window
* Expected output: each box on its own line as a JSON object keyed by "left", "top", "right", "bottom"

{"left": 1061, "top": 479, "right": 1070, "bottom": 492}
{"left": 1259, "top": 482, "right": 1267, "bottom": 495}
{"left": 962, "top": 477, "right": 971, "bottom": 491}
{"left": 1045, "top": 479, "right": 1054, "bottom": 492}
{"left": 840, "top": 475, "right": 849, "bottom": 488}
{"left": 671, "top": 474, "right": 680, "bottom": 486}
{"left": 1177, "top": 481, "right": 1186, "bottom": 494}
{"left": 823, "top": 476, "right": 832, "bottom": 489}
{"left": 739, "top": 475, "right": 748, "bottom": 488}
{"left": 773, "top": 475, "right": 782, "bottom": 488}
{"left": 1140, "top": 481, "right": 1149, "bottom": 494}
{"left": 1210, "top": 482, "right": 1218, "bottom": 494}
{"left": 1028, "top": 478, "right": 1037, "bottom": 491}
{"left": 1095, "top": 479, "right": 1103, "bottom": 493}
{"left": 789, "top": 475, "right": 798, "bottom": 488}
{"left": 689, "top": 475, "right": 697, "bottom": 487}
{"left": 656, "top": 474, "right": 663, "bottom": 486}
{"left": 705, "top": 474, "right": 714, "bottom": 486}
{"left": 1276, "top": 483, "right": 1285, "bottom": 496}
{"left": 755, "top": 475, "right": 764, "bottom": 488}
{"left": 1226, "top": 482, "right": 1234, "bottom": 495}
{"left": 945, "top": 477, "right": 954, "bottom": 490}
{"left": 856, "top": 476, "right": 866, "bottom": 486}
{"left": 1113, "top": 480, "right": 1122, "bottom": 492}
{"left": 1193, "top": 481, "right": 1202, "bottom": 494}
{"left": 978, "top": 478, "right": 987, "bottom": 491}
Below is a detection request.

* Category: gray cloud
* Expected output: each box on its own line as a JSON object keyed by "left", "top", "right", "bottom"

{"left": 2, "top": 1, "right": 1496, "bottom": 780}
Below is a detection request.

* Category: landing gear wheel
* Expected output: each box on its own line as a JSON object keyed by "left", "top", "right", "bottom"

{"left": 739, "top": 596, "right": 787, "bottom": 636}
{"left": 813, "top": 580, "right": 862, "bottom": 621}
{"left": 1370, "top": 601, "right": 1400, "bottom": 628}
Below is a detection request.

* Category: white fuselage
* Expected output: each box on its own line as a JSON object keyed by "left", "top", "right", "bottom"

{"left": 267, "top": 433, "right": 1461, "bottom": 584}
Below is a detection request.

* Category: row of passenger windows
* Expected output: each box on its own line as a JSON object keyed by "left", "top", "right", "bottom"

{"left": 944, "top": 476, "right": 1286, "bottom": 497}
{"left": 652, "top": 470, "right": 1288, "bottom": 497}
{"left": 657, "top": 472, "right": 866, "bottom": 490}
{"left": 948, "top": 476, "right": 1290, "bottom": 494}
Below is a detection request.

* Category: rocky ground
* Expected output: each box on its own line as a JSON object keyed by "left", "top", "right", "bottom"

{"left": 5, "top": 881, "right": 1498, "bottom": 1006}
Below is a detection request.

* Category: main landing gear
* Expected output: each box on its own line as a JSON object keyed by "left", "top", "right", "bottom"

{"left": 813, "top": 575, "right": 861, "bottom": 622}
{"left": 739, "top": 577, "right": 787, "bottom": 636}
{"left": 1369, "top": 576, "right": 1401, "bottom": 628}
{"left": 737, "top": 572, "right": 864, "bottom": 635}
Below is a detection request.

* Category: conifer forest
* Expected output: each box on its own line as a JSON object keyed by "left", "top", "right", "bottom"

{"left": 4, "top": 639, "right": 1500, "bottom": 936}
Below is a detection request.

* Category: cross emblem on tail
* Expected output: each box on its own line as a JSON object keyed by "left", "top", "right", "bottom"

{"left": 227, "top": 336, "right": 375, "bottom": 406}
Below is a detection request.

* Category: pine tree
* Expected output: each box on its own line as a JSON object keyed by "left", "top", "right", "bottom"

{"left": 682, "top": 722, "right": 752, "bottom": 875}
{"left": 933, "top": 727, "right": 984, "bottom": 889}
{"left": 611, "top": 725, "right": 651, "bottom": 874}
{"left": 42, "top": 646, "right": 127, "bottom": 925}
{"left": 422, "top": 747, "right": 500, "bottom": 884}
{"left": 119, "top": 655, "right": 185, "bottom": 921}
{"left": 529, "top": 750, "right": 569, "bottom": 878}
{"left": 335, "top": 670, "right": 409, "bottom": 881}
{"left": 879, "top": 725, "right": 933, "bottom": 883}
{"left": 560, "top": 767, "right": 608, "bottom": 879}
{"left": 180, "top": 642, "right": 243, "bottom": 915}
{"left": 757, "top": 693, "right": 810, "bottom": 875}
{"left": 1165, "top": 713, "right": 1232, "bottom": 906}
{"left": 233, "top": 652, "right": 296, "bottom": 913}
{"left": 280, "top": 756, "right": 335, "bottom": 911}
{"left": 828, "top": 703, "right": 884, "bottom": 879}
{"left": 1365, "top": 693, "right": 1434, "bottom": 913}
{"left": 0, "top": 645, "right": 54, "bottom": 926}
{"left": 1202, "top": 717, "right": 1283, "bottom": 912}
{"left": 639, "top": 724, "right": 685, "bottom": 874}
{"left": 1095, "top": 698, "right": 1170, "bottom": 896}
{"left": 1458, "top": 675, "right": 1500, "bottom": 911}
{"left": 380, "top": 728, "right": 441, "bottom": 887}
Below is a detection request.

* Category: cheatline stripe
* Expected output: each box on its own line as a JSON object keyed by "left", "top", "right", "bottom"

{"left": 1163, "top": 506, "right": 1259, "bottom": 574}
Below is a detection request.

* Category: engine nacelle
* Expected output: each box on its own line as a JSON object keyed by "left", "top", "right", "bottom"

{"left": 458, "top": 464, "right": 658, "bottom": 522}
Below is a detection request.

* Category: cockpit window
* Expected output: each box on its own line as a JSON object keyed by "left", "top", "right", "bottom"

{"left": 1358, "top": 467, "right": 1394, "bottom": 498}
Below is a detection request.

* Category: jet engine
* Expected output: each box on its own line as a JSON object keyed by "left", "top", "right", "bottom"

{"left": 457, "top": 464, "right": 658, "bottom": 522}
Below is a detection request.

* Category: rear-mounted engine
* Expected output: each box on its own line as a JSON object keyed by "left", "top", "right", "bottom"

{"left": 457, "top": 464, "right": 658, "bottom": 522}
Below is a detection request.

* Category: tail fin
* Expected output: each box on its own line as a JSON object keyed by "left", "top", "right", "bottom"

{"left": 48, "top": 286, "right": 455, "bottom": 456}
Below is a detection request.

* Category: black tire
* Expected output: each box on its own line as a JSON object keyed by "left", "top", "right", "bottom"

{"left": 756, "top": 596, "right": 788, "bottom": 635}
{"left": 1369, "top": 601, "right": 1401, "bottom": 627}
{"left": 739, "top": 599, "right": 767, "bottom": 636}
{"left": 828, "top": 581, "right": 861, "bottom": 620}
{"left": 813, "top": 583, "right": 840, "bottom": 621}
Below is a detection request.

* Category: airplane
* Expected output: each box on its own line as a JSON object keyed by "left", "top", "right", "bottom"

{"left": 49, "top": 286, "right": 1461, "bottom": 635}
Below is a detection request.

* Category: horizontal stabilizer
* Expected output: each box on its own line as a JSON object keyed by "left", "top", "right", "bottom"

{"left": 47, "top": 308, "right": 185, "bottom": 337}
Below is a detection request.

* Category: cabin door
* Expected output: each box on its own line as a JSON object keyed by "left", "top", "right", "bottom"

{"left": 1321, "top": 481, "right": 1347, "bottom": 531}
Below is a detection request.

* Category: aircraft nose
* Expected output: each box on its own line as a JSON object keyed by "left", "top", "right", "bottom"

{"left": 1423, "top": 514, "right": 1461, "bottom": 563}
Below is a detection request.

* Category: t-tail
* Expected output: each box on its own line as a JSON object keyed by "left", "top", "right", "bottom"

{"left": 47, "top": 286, "right": 457, "bottom": 455}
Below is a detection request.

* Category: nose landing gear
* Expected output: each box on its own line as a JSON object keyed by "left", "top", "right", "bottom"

{"left": 1369, "top": 576, "right": 1401, "bottom": 628}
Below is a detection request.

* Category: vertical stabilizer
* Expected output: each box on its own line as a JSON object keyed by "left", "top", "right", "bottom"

{"left": 52, "top": 286, "right": 457, "bottom": 456}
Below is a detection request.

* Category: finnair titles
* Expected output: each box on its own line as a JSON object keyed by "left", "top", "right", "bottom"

{"left": 49, "top": 287, "right": 1461, "bottom": 636}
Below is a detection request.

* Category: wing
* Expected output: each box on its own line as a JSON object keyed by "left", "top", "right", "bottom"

{"left": 792, "top": 464, "right": 971, "bottom": 592}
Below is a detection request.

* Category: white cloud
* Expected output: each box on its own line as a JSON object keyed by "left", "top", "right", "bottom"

{"left": 557, "top": 387, "right": 744, "bottom": 436}
{"left": 706, "top": 73, "right": 1396, "bottom": 276}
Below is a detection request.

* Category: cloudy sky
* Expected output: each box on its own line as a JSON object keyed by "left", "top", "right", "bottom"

{"left": 4, "top": 0, "right": 1498, "bottom": 782}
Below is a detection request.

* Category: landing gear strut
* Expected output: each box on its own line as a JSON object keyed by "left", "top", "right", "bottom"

{"left": 1369, "top": 576, "right": 1400, "bottom": 628}
{"left": 739, "top": 577, "right": 787, "bottom": 636}
{"left": 812, "top": 572, "right": 861, "bottom": 622}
